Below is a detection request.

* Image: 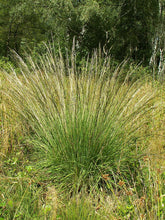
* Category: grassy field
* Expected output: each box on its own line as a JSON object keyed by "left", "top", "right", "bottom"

{"left": 0, "top": 49, "right": 165, "bottom": 219}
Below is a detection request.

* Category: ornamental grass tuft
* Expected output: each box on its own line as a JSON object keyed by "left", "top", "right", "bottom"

{"left": 4, "top": 47, "right": 157, "bottom": 193}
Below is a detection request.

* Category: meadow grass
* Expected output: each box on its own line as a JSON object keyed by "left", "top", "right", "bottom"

{"left": 0, "top": 48, "right": 164, "bottom": 219}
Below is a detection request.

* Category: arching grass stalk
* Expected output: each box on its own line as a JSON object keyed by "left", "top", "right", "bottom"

{"left": 4, "top": 48, "right": 156, "bottom": 193}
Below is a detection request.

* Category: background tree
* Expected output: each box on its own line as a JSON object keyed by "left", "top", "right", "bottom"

{"left": 0, "top": 0, "right": 161, "bottom": 66}
{"left": 114, "top": 0, "right": 159, "bottom": 63}
{"left": 150, "top": 0, "right": 165, "bottom": 80}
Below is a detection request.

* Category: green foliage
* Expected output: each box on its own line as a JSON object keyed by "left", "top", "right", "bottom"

{"left": 58, "top": 196, "right": 101, "bottom": 220}
{"left": 4, "top": 48, "right": 157, "bottom": 193}
{"left": 0, "top": 177, "right": 47, "bottom": 220}
{"left": 0, "top": 151, "right": 41, "bottom": 219}
{"left": 0, "top": 0, "right": 162, "bottom": 66}
{"left": 1, "top": 46, "right": 164, "bottom": 219}
{"left": 114, "top": 0, "right": 159, "bottom": 63}
{"left": 0, "top": 57, "right": 14, "bottom": 72}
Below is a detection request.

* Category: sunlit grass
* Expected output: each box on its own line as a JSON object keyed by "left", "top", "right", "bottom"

{"left": 0, "top": 71, "right": 28, "bottom": 160}
{"left": 3, "top": 49, "right": 158, "bottom": 191}
{"left": 0, "top": 48, "right": 164, "bottom": 219}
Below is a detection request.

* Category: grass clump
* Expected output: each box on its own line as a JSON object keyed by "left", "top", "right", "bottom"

{"left": 3, "top": 48, "right": 157, "bottom": 194}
